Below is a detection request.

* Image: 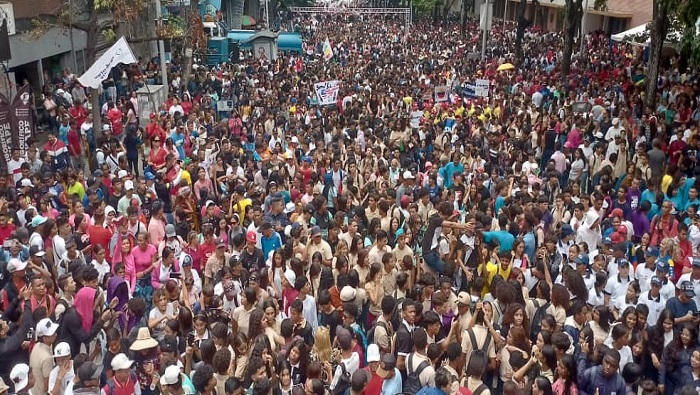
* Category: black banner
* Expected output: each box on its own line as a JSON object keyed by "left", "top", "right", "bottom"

{"left": 0, "top": 93, "right": 11, "bottom": 169}
{"left": 11, "top": 84, "right": 33, "bottom": 159}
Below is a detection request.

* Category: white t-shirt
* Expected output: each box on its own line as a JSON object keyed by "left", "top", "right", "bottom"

{"left": 49, "top": 362, "right": 75, "bottom": 395}
{"left": 8, "top": 158, "right": 25, "bottom": 184}
{"left": 149, "top": 303, "right": 174, "bottom": 341}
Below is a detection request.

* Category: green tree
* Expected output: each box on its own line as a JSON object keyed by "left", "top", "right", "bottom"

{"left": 31, "top": 0, "right": 149, "bottom": 135}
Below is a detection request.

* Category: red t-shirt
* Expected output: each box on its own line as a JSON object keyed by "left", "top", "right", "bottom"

{"left": 108, "top": 108, "right": 124, "bottom": 135}
{"left": 363, "top": 370, "right": 383, "bottom": 395}
{"left": 88, "top": 224, "right": 114, "bottom": 262}
{"left": 146, "top": 122, "right": 166, "bottom": 141}
{"left": 149, "top": 148, "right": 167, "bottom": 170}
{"left": 68, "top": 106, "right": 88, "bottom": 129}
{"left": 199, "top": 241, "right": 216, "bottom": 274}
{"left": 67, "top": 129, "right": 82, "bottom": 156}
{"left": 0, "top": 223, "right": 15, "bottom": 245}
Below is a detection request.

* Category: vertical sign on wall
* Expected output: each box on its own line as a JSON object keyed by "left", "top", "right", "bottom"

{"left": 12, "top": 84, "right": 33, "bottom": 158}
{"left": 0, "top": 93, "right": 11, "bottom": 169}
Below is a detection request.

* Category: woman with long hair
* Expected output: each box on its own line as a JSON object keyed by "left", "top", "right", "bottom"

{"left": 501, "top": 303, "right": 530, "bottom": 340}
{"left": 646, "top": 309, "right": 676, "bottom": 383}
{"left": 589, "top": 305, "right": 614, "bottom": 345}
{"left": 553, "top": 354, "right": 578, "bottom": 395}
{"left": 500, "top": 326, "right": 532, "bottom": 383}
{"left": 310, "top": 326, "right": 333, "bottom": 363}
{"left": 147, "top": 135, "right": 167, "bottom": 171}
{"left": 659, "top": 323, "right": 698, "bottom": 395}
{"left": 547, "top": 284, "right": 569, "bottom": 330}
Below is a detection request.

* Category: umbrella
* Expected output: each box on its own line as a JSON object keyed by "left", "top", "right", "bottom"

{"left": 242, "top": 15, "right": 256, "bottom": 26}
{"left": 497, "top": 63, "right": 514, "bottom": 71}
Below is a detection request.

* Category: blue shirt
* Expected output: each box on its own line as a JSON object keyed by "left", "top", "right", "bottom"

{"left": 171, "top": 131, "right": 185, "bottom": 160}
{"left": 494, "top": 195, "right": 506, "bottom": 215}
{"left": 666, "top": 297, "right": 698, "bottom": 323}
{"left": 441, "top": 162, "right": 464, "bottom": 189}
{"left": 415, "top": 387, "right": 448, "bottom": 395}
{"left": 523, "top": 231, "right": 536, "bottom": 262}
{"left": 260, "top": 232, "right": 282, "bottom": 260}
{"left": 381, "top": 368, "right": 403, "bottom": 395}
{"left": 483, "top": 230, "right": 515, "bottom": 253}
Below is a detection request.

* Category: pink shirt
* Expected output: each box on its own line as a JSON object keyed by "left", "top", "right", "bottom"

{"left": 131, "top": 244, "right": 157, "bottom": 274}
{"left": 149, "top": 217, "right": 166, "bottom": 246}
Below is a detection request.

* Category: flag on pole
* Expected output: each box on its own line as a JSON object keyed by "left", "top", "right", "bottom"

{"left": 78, "top": 36, "right": 137, "bottom": 89}
{"left": 322, "top": 37, "right": 334, "bottom": 62}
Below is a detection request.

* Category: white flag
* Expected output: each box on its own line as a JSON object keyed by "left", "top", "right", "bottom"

{"left": 78, "top": 37, "right": 137, "bottom": 89}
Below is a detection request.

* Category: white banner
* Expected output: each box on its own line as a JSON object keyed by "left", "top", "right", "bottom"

{"left": 78, "top": 37, "right": 137, "bottom": 89}
{"left": 434, "top": 85, "right": 448, "bottom": 102}
{"left": 314, "top": 80, "right": 340, "bottom": 106}
{"left": 475, "top": 78, "right": 490, "bottom": 97}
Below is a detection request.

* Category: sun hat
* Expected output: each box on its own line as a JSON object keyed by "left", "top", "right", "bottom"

{"left": 129, "top": 327, "right": 159, "bottom": 351}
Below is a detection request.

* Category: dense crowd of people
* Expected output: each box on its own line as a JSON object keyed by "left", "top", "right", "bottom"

{"left": 0, "top": 9, "right": 699, "bottom": 395}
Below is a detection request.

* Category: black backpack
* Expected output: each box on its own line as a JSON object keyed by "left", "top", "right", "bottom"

{"left": 529, "top": 300, "right": 551, "bottom": 343}
{"left": 332, "top": 362, "right": 351, "bottom": 395}
{"left": 367, "top": 320, "right": 389, "bottom": 351}
{"left": 466, "top": 328, "right": 492, "bottom": 356}
{"left": 403, "top": 354, "right": 430, "bottom": 394}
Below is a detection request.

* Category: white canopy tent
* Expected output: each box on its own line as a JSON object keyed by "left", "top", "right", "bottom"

{"left": 611, "top": 21, "right": 682, "bottom": 47}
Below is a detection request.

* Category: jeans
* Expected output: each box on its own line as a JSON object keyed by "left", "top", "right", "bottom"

{"left": 423, "top": 249, "right": 446, "bottom": 275}
{"left": 127, "top": 156, "right": 139, "bottom": 177}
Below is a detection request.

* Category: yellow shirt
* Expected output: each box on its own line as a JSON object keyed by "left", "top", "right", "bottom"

{"left": 479, "top": 261, "right": 512, "bottom": 297}
{"left": 180, "top": 169, "right": 192, "bottom": 186}
{"left": 661, "top": 174, "right": 673, "bottom": 194}
{"left": 233, "top": 198, "right": 252, "bottom": 223}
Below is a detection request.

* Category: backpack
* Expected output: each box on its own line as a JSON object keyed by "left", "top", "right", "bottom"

{"left": 367, "top": 321, "right": 391, "bottom": 353}
{"left": 332, "top": 362, "right": 352, "bottom": 395}
{"left": 403, "top": 354, "right": 430, "bottom": 394}
{"left": 105, "top": 372, "right": 137, "bottom": 395}
{"left": 529, "top": 300, "right": 551, "bottom": 343}
{"left": 466, "top": 328, "right": 492, "bottom": 356}
{"left": 471, "top": 384, "right": 489, "bottom": 395}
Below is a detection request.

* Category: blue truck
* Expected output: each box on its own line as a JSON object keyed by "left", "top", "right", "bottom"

{"left": 204, "top": 21, "right": 303, "bottom": 65}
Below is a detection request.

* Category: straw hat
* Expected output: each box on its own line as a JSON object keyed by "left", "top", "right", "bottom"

{"left": 129, "top": 327, "right": 159, "bottom": 351}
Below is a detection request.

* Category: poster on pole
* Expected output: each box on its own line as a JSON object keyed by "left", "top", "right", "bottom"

{"left": 314, "top": 80, "right": 340, "bottom": 106}
{"left": 0, "top": 93, "right": 11, "bottom": 169}
{"left": 434, "top": 85, "right": 448, "bottom": 102}
{"left": 11, "top": 84, "right": 33, "bottom": 158}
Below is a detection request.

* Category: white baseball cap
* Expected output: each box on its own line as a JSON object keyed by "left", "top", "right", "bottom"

{"left": 111, "top": 353, "right": 134, "bottom": 370}
{"left": 367, "top": 344, "right": 380, "bottom": 363}
{"left": 124, "top": 180, "right": 134, "bottom": 191}
{"left": 53, "top": 342, "right": 71, "bottom": 358}
{"left": 35, "top": 318, "right": 60, "bottom": 338}
{"left": 160, "top": 365, "right": 181, "bottom": 386}
{"left": 9, "top": 363, "right": 29, "bottom": 392}
{"left": 7, "top": 258, "right": 27, "bottom": 273}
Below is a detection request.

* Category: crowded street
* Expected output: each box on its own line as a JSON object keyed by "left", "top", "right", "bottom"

{"left": 0, "top": 4, "right": 698, "bottom": 395}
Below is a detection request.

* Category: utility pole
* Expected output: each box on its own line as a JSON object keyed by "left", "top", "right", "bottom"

{"left": 69, "top": 0, "right": 77, "bottom": 73}
{"left": 480, "top": 0, "right": 492, "bottom": 60}
{"left": 154, "top": 0, "right": 169, "bottom": 89}
{"left": 503, "top": 0, "right": 508, "bottom": 30}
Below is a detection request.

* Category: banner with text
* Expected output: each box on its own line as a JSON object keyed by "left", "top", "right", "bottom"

{"left": 314, "top": 80, "right": 340, "bottom": 106}
{"left": 78, "top": 37, "right": 137, "bottom": 89}
{"left": 0, "top": 94, "right": 11, "bottom": 169}
{"left": 11, "top": 85, "right": 33, "bottom": 159}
